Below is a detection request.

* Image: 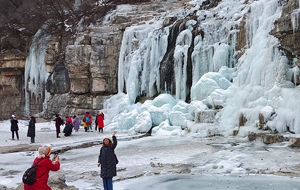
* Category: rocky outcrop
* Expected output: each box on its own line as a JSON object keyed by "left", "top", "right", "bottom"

{"left": 14, "top": 174, "right": 78, "bottom": 190}
{"left": 248, "top": 132, "right": 290, "bottom": 144}
{"left": 44, "top": 25, "right": 122, "bottom": 118}
{"left": 270, "top": 0, "right": 300, "bottom": 59}
{"left": 270, "top": 0, "right": 300, "bottom": 84}
{"left": 196, "top": 110, "right": 218, "bottom": 123}
{"left": 0, "top": 53, "right": 26, "bottom": 120}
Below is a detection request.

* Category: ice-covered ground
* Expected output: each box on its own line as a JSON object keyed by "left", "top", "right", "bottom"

{"left": 1, "top": 119, "right": 300, "bottom": 190}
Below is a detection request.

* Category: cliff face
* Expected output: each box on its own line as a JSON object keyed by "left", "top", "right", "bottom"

{"left": 0, "top": 53, "right": 26, "bottom": 119}
{"left": 270, "top": 0, "right": 300, "bottom": 82}
{"left": 0, "top": 0, "right": 300, "bottom": 121}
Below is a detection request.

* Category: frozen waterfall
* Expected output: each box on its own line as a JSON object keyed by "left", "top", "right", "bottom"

{"left": 24, "top": 27, "right": 51, "bottom": 116}
{"left": 105, "top": 0, "right": 300, "bottom": 135}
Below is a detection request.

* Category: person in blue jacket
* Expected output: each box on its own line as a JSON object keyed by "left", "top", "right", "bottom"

{"left": 98, "top": 131, "right": 117, "bottom": 190}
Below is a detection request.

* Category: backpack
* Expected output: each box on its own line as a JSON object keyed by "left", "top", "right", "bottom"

{"left": 22, "top": 160, "right": 46, "bottom": 185}
{"left": 85, "top": 115, "right": 90, "bottom": 123}
{"left": 59, "top": 118, "right": 64, "bottom": 126}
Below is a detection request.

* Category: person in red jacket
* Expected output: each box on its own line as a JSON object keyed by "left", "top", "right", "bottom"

{"left": 24, "top": 145, "right": 60, "bottom": 190}
{"left": 84, "top": 112, "right": 92, "bottom": 132}
{"left": 97, "top": 111, "right": 104, "bottom": 133}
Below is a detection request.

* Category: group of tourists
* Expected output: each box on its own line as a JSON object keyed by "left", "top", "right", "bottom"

{"left": 10, "top": 110, "right": 105, "bottom": 142}
{"left": 82, "top": 111, "right": 105, "bottom": 133}
{"left": 23, "top": 131, "right": 118, "bottom": 190}
{"left": 10, "top": 115, "right": 36, "bottom": 143}
{"left": 54, "top": 111, "right": 105, "bottom": 137}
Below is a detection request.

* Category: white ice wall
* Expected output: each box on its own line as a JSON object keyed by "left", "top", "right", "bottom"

{"left": 24, "top": 27, "right": 51, "bottom": 116}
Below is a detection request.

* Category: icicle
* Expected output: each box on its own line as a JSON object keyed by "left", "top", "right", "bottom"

{"left": 118, "top": 21, "right": 167, "bottom": 103}
{"left": 291, "top": 9, "right": 300, "bottom": 34}
{"left": 24, "top": 26, "right": 51, "bottom": 116}
{"left": 174, "top": 29, "right": 193, "bottom": 100}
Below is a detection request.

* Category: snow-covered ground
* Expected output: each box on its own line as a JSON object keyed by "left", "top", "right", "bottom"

{"left": 1, "top": 119, "right": 300, "bottom": 190}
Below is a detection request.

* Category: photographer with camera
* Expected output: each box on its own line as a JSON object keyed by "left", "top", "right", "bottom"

{"left": 24, "top": 146, "right": 60, "bottom": 190}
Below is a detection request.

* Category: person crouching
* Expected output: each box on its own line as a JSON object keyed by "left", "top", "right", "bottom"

{"left": 63, "top": 121, "right": 73, "bottom": 137}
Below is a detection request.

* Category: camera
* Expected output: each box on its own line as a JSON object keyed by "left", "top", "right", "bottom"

{"left": 54, "top": 153, "right": 58, "bottom": 158}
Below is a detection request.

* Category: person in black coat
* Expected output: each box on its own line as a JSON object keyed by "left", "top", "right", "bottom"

{"left": 27, "top": 116, "right": 36, "bottom": 143}
{"left": 98, "top": 131, "right": 117, "bottom": 190}
{"left": 63, "top": 121, "right": 73, "bottom": 136}
{"left": 95, "top": 111, "right": 99, "bottom": 131}
{"left": 10, "top": 115, "right": 19, "bottom": 140}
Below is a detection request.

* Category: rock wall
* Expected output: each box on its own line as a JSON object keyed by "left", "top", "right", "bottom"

{"left": 43, "top": 25, "right": 122, "bottom": 119}
{"left": 270, "top": 0, "right": 300, "bottom": 69}
{"left": 0, "top": 53, "right": 26, "bottom": 120}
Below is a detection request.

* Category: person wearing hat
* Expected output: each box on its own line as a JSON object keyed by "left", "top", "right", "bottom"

{"left": 10, "top": 115, "right": 19, "bottom": 140}
{"left": 24, "top": 145, "right": 60, "bottom": 190}
{"left": 98, "top": 131, "right": 118, "bottom": 190}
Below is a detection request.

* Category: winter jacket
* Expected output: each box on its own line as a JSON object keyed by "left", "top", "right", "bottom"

{"left": 97, "top": 114, "right": 104, "bottom": 128}
{"left": 66, "top": 117, "right": 73, "bottom": 125}
{"left": 54, "top": 117, "right": 62, "bottom": 133}
{"left": 63, "top": 123, "right": 73, "bottom": 136}
{"left": 10, "top": 118, "right": 18, "bottom": 131}
{"left": 27, "top": 120, "right": 35, "bottom": 138}
{"left": 98, "top": 136, "right": 117, "bottom": 178}
{"left": 84, "top": 114, "right": 92, "bottom": 125}
{"left": 95, "top": 115, "right": 99, "bottom": 125}
{"left": 24, "top": 157, "right": 60, "bottom": 190}
{"left": 73, "top": 117, "right": 80, "bottom": 130}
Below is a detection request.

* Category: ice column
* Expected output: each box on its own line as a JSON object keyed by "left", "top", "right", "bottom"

{"left": 174, "top": 29, "right": 193, "bottom": 100}
{"left": 118, "top": 22, "right": 168, "bottom": 103}
{"left": 291, "top": 0, "right": 300, "bottom": 33}
{"left": 24, "top": 27, "right": 51, "bottom": 116}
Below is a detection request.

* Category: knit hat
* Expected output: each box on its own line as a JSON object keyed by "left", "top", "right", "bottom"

{"left": 38, "top": 145, "right": 51, "bottom": 158}
{"left": 103, "top": 136, "right": 112, "bottom": 143}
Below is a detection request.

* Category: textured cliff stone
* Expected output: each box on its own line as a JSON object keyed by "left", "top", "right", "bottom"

{"left": 270, "top": 0, "right": 300, "bottom": 59}
{"left": 45, "top": 8, "right": 132, "bottom": 117}
{"left": 196, "top": 110, "right": 218, "bottom": 123}
{"left": 239, "top": 113, "right": 247, "bottom": 126}
{"left": 45, "top": 38, "right": 61, "bottom": 73}
{"left": 270, "top": 0, "right": 300, "bottom": 85}
{"left": 248, "top": 132, "right": 290, "bottom": 144}
{"left": 47, "top": 58, "right": 71, "bottom": 94}
{"left": 235, "top": 16, "right": 247, "bottom": 59}
{"left": 65, "top": 45, "right": 91, "bottom": 94}
{"left": 290, "top": 137, "right": 300, "bottom": 147}
{"left": 0, "top": 53, "right": 26, "bottom": 119}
